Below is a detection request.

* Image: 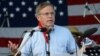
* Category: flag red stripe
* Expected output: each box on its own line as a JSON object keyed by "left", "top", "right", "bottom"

{"left": 68, "top": 14, "right": 100, "bottom": 25}
{"left": 0, "top": 37, "right": 22, "bottom": 47}
{"left": 89, "top": 35, "right": 100, "bottom": 44}
{"left": 68, "top": 0, "right": 100, "bottom": 5}
{"left": 0, "top": 35, "right": 100, "bottom": 47}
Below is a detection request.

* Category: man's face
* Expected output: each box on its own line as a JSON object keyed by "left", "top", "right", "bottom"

{"left": 37, "top": 5, "right": 55, "bottom": 28}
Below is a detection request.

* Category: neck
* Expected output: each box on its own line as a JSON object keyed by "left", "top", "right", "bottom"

{"left": 38, "top": 22, "right": 53, "bottom": 31}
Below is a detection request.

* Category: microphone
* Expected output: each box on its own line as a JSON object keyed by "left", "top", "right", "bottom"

{"left": 23, "top": 28, "right": 47, "bottom": 37}
{"left": 23, "top": 27, "right": 47, "bottom": 33}
{"left": 82, "top": 28, "right": 98, "bottom": 38}
{"left": 47, "top": 28, "right": 52, "bottom": 40}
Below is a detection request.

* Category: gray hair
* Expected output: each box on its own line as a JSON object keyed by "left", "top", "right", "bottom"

{"left": 35, "top": 2, "right": 54, "bottom": 16}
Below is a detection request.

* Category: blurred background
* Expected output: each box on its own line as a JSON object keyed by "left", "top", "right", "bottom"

{"left": 0, "top": 0, "right": 100, "bottom": 56}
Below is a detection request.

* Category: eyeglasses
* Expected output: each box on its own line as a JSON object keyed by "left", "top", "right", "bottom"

{"left": 39, "top": 12, "right": 55, "bottom": 16}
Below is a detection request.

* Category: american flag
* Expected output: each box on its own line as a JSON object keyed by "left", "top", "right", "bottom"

{"left": 0, "top": 0, "right": 67, "bottom": 27}
{"left": 0, "top": 0, "right": 100, "bottom": 55}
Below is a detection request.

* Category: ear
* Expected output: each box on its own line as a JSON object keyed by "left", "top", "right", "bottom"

{"left": 35, "top": 14, "right": 39, "bottom": 20}
{"left": 36, "top": 16, "right": 39, "bottom": 20}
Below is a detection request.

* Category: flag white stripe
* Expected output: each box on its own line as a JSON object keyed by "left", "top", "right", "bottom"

{"left": 0, "top": 24, "right": 100, "bottom": 38}
{"left": 68, "top": 3, "right": 100, "bottom": 16}
{"left": 0, "top": 27, "right": 32, "bottom": 38}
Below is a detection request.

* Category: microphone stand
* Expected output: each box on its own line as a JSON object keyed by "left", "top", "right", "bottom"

{"left": 1, "top": 10, "right": 10, "bottom": 27}
{"left": 14, "top": 28, "right": 47, "bottom": 56}
{"left": 14, "top": 30, "right": 36, "bottom": 56}
{"left": 83, "top": 2, "right": 100, "bottom": 23}
{"left": 46, "top": 29, "right": 51, "bottom": 56}
{"left": 14, "top": 32, "right": 30, "bottom": 56}
{"left": 80, "top": 39, "right": 86, "bottom": 56}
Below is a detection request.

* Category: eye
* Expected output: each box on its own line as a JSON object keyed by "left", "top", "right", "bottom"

{"left": 39, "top": 12, "right": 55, "bottom": 16}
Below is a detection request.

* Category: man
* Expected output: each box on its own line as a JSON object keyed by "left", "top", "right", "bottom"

{"left": 8, "top": 2, "right": 80, "bottom": 56}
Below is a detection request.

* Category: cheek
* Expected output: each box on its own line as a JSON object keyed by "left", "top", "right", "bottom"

{"left": 39, "top": 19, "right": 47, "bottom": 24}
{"left": 42, "top": 19, "right": 47, "bottom": 24}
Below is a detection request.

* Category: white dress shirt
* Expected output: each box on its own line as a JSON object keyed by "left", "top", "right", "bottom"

{"left": 20, "top": 25, "right": 77, "bottom": 56}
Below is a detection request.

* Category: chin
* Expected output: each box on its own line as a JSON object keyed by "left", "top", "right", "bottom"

{"left": 46, "top": 24, "right": 54, "bottom": 27}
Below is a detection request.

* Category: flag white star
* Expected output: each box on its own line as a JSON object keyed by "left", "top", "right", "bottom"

{"left": 21, "top": 1, "right": 26, "bottom": 6}
{"left": 28, "top": 7, "right": 32, "bottom": 12}
{"left": 58, "top": 0, "right": 63, "bottom": 4}
{"left": 22, "top": 13, "right": 27, "bottom": 18}
{"left": 10, "top": 13, "right": 14, "bottom": 18}
{"left": 3, "top": 7, "right": 7, "bottom": 12}
{"left": 33, "top": 1, "right": 38, "bottom": 6}
{"left": 16, "top": 7, "right": 20, "bottom": 12}
{"left": 59, "top": 11, "right": 64, "bottom": 16}
{"left": 9, "top": 1, "right": 13, "bottom": 6}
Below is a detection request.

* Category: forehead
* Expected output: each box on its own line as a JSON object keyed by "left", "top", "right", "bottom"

{"left": 39, "top": 5, "right": 54, "bottom": 13}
